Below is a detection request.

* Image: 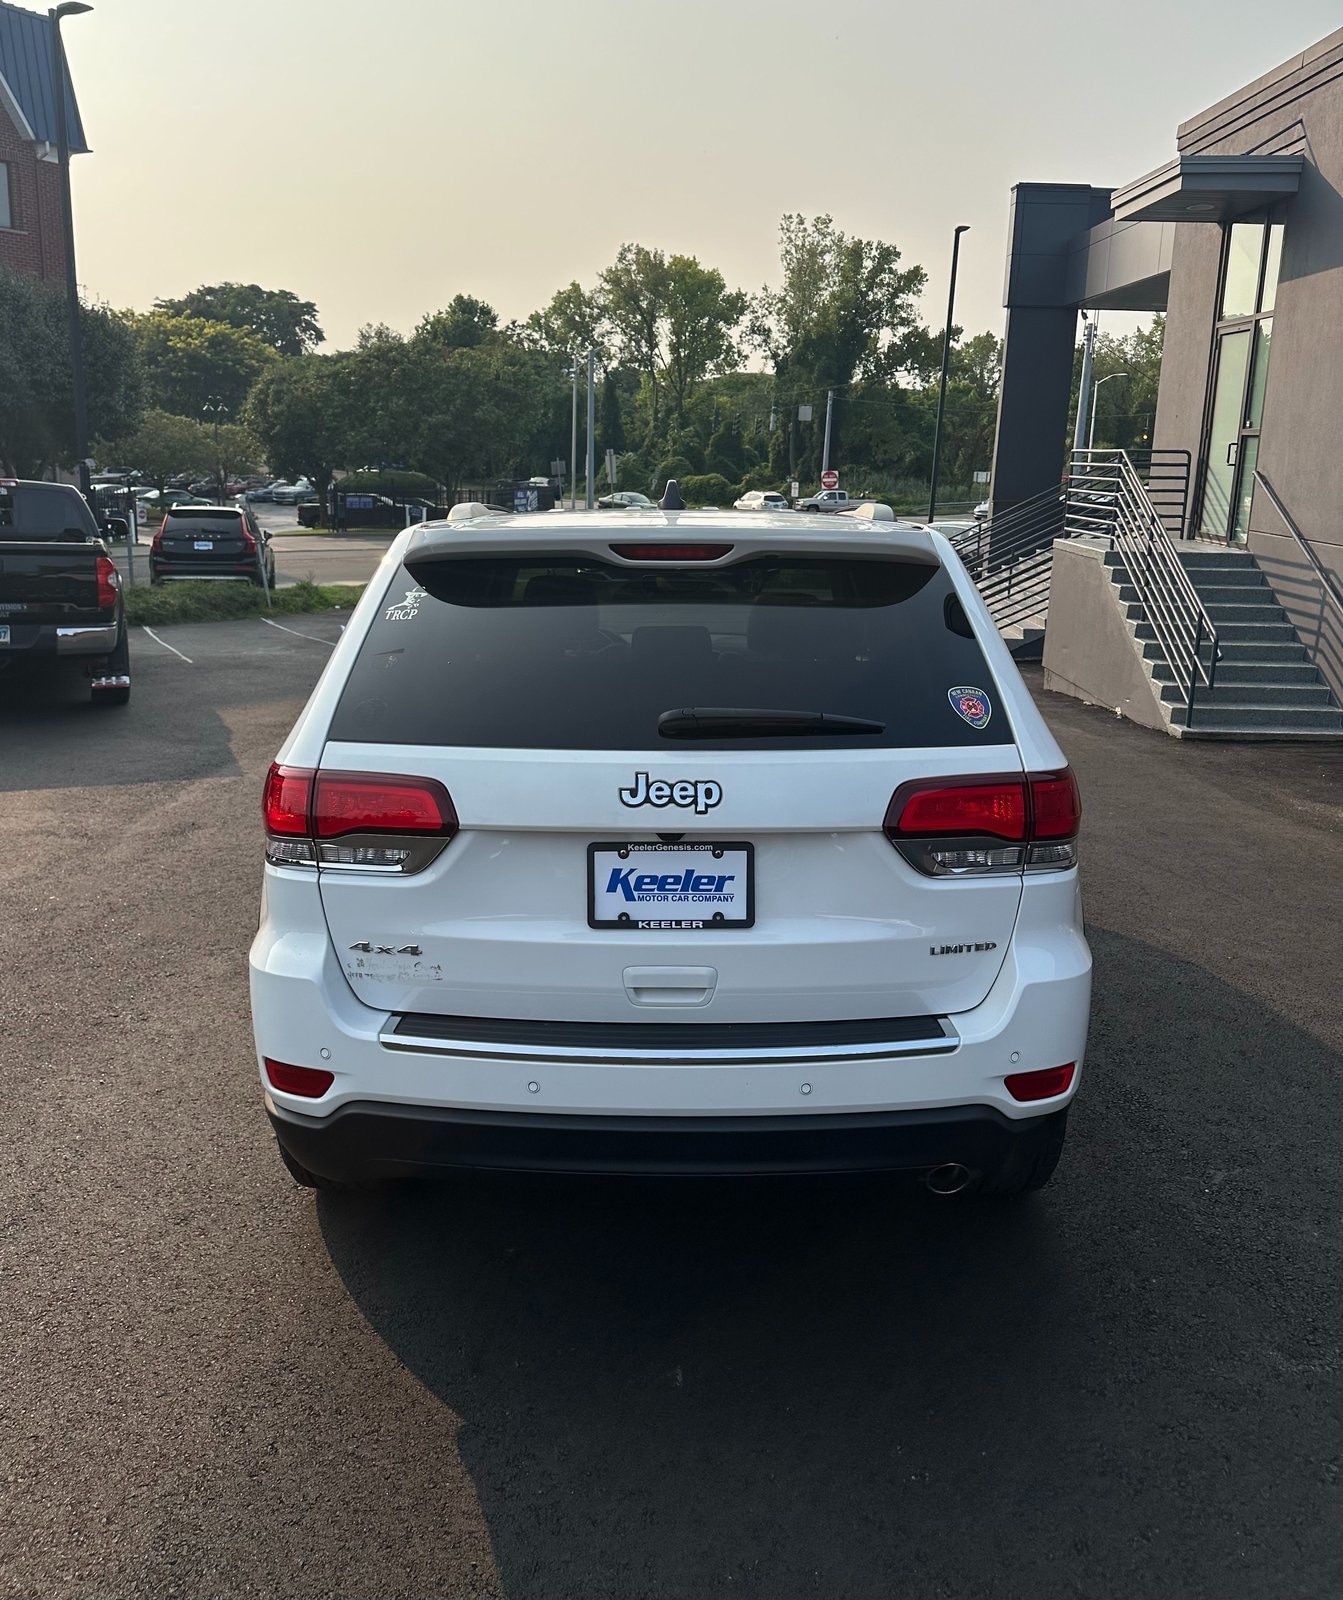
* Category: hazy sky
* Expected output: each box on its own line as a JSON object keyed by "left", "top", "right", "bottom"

{"left": 63, "top": 0, "right": 1342, "bottom": 351}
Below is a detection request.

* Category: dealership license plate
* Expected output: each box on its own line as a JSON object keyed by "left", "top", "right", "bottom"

{"left": 0, "top": 626, "right": 9, "bottom": 645}
{"left": 588, "top": 841, "right": 754, "bottom": 930}
{"left": 194, "top": 540, "right": 214, "bottom": 550}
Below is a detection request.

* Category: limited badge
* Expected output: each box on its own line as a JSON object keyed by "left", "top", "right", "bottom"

{"left": 948, "top": 685, "right": 992, "bottom": 730}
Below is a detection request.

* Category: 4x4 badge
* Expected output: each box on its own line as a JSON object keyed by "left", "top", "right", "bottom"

{"left": 619, "top": 772, "right": 722, "bottom": 814}
{"left": 948, "top": 685, "right": 992, "bottom": 730}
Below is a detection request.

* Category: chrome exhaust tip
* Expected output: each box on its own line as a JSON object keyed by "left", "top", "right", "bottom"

{"left": 925, "top": 1162, "right": 973, "bottom": 1196}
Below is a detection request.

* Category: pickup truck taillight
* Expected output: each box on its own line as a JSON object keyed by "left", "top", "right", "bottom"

{"left": 262, "top": 763, "right": 458, "bottom": 873}
{"left": 884, "top": 769, "right": 1081, "bottom": 875}
{"left": 95, "top": 554, "right": 121, "bottom": 610}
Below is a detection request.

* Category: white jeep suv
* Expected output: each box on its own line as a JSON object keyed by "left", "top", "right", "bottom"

{"left": 250, "top": 508, "right": 1091, "bottom": 1194}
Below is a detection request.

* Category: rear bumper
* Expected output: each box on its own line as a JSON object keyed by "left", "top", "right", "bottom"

{"left": 150, "top": 562, "right": 262, "bottom": 581}
{"left": 0, "top": 620, "right": 118, "bottom": 658}
{"left": 268, "top": 1098, "right": 1065, "bottom": 1181}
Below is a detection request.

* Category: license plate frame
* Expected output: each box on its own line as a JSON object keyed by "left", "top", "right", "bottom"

{"left": 0, "top": 625, "right": 9, "bottom": 645}
{"left": 588, "top": 841, "right": 755, "bottom": 931}
{"left": 194, "top": 540, "right": 214, "bottom": 551}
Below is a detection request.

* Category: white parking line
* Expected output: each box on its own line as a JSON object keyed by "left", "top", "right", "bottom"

{"left": 140, "top": 626, "right": 193, "bottom": 664}
{"left": 260, "top": 616, "right": 336, "bottom": 648}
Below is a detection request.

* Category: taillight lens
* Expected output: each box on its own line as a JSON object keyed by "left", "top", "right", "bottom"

{"left": 313, "top": 772, "right": 455, "bottom": 837}
{"left": 95, "top": 554, "right": 121, "bottom": 610}
{"left": 609, "top": 543, "right": 733, "bottom": 561}
{"left": 1005, "top": 1063, "right": 1076, "bottom": 1102}
{"left": 261, "top": 762, "right": 456, "bottom": 872}
{"left": 264, "top": 1059, "right": 335, "bottom": 1099}
{"left": 151, "top": 517, "right": 166, "bottom": 552}
{"left": 241, "top": 528, "right": 257, "bottom": 554}
{"left": 885, "top": 769, "right": 1080, "bottom": 876}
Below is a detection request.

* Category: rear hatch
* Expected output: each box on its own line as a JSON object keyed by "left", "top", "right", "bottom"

{"left": 314, "top": 537, "right": 1024, "bottom": 1025}
{"left": 156, "top": 508, "right": 251, "bottom": 567}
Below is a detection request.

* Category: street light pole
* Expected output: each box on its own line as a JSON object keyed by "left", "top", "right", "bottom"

{"left": 49, "top": 3, "right": 93, "bottom": 499}
{"left": 569, "top": 359, "right": 578, "bottom": 511}
{"left": 202, "top": 397, "right": 229, "bottom": 497}
{"left": 1088, "top": 371, "right": 1127, "bottom": 451}
{"left": 821, "top": 387, "right": 834, "bottom": 475}
{"left": 1073, "top": 313, "right": 1097, "bottom": 454}
{"left": 584, "top": 348, "right": 596, "bottom": 511}
{"left": 927, "top": 223, "right": 970, "bottom": 524}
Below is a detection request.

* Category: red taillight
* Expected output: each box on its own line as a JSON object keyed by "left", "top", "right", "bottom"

{"left": 95, "top": 554, "right": 121, "bottom": 610}
{"left": 241, "top": 529, "right": 257, "bottom": 554}
{"left": 609, "top": 543, "right": 734, "bottom": 561}
{"left": 264, "top": 1059, "right": 335, "bottom": 1098}
{"left": 1029, "top": 770, "right": 1082, "bottom": 839}
{"left": 313, "top": 772, "right": 456, "bottom": 838}
{"left": 151, "top": 517, "right": 166, "bottom": 552}
{"left": 886, "top": 778, "right": 1028, "bottom": 842}
{"left": 1005, "top": 1064, "right": 1076, "bottom": 1102}
{"left": 885, "top": 767, "right": 1080, "bottom": 875}
{"left": 263, "top": 762, "right": 313, "bottom": 836}
{"left": 262, "top": 763, "right": 456, "bottom": 872}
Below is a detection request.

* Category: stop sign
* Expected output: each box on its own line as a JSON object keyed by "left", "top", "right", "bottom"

{"left": 820, "top": 470, "right": 840, "bottom": 491}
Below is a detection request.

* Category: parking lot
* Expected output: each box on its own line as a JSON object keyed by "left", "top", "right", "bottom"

{"left": 109, "top": 510, "right": 396, "bottom": 591}
{"left": 2, "top": 624, "right": 1342, "bottom": 1599}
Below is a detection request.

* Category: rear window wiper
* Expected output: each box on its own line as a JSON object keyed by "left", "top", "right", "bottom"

{"left": 658, "top": 707, "right": 885, "bottom": 739}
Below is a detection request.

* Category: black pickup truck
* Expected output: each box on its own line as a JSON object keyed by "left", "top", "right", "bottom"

{"left": 0, "top": 478, "right": 131, "bottom": 706}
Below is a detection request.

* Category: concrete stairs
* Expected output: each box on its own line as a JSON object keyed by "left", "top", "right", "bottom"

{"left": 1104, "top": 546, "right": 1343, "bottom": 739}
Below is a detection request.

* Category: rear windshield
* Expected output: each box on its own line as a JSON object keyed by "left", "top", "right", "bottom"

{"left": 329, "top": 553, "right": 1008, "bottom": 751}
{"left": 0, "top": 484, "right": 99, "bottom": 541}
{"left": 163, "top": 509, "right": 245, "bottom": 531}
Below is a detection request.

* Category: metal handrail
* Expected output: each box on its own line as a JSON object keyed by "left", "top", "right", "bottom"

{"left": 953, "top": 485, "right": 1067, "bottom": 632}
{"left": 1252, "top": 469, "right": 1343, "bottom": 623}
{"left": 1068, "top": 449, "right": 1219, "bottom": 722}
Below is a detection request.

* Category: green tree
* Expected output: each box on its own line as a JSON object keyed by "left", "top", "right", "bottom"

{"left": 154, "top": 283, "right": 324, "bottom": 357}
{"left": 129, "top": 311, "right": 278, "bottom": 419}
{"left": 751, "top": 214, "right": 929, "bottom": 477}
{"left": 246, "top": 354, "right": 355, "bottom": 518}
{"left": 99, "top": 408, "right": 213, "bottom": 492}
{"left": 662, "top": 256, "right": 747, "bottom": 424}
{"left": 0, "top": 269, "right": 142, "bottom": 476}
{"left": 599, "top": 244, "right": 672, "bottom": 443}
{"left": 416, "top": 294, "right": 501, "bottom": 351}
{"left": 526, "top": 281, "right": 608, "bottom": 362}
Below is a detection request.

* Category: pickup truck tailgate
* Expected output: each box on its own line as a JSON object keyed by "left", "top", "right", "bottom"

{"left": 0, "top": 543, "right": 103, "bottom": 624}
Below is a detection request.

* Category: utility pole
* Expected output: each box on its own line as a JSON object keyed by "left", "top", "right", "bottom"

{"left": 821, "top": 388, "right": 834, "bottom": 474}
{"left": 50, "top": 3, "right": 93, "bottom": 499}
{"left": 928, "top": 223, "right": 970, "bottom": 524}
{"left": 569, "top": 359, "right": 578, "bottom": 511}
{"left": 584, "top": 349, "right": 596, "bottom": 511}
{"left": 1073, "top": 313, "right": 1097, "bottom": 455}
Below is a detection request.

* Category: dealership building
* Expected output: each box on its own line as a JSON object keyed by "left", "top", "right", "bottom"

{"left": 989, "top": 26, "right": 1343, "bottom": 735}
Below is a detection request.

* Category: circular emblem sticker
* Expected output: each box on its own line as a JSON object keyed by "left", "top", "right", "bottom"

{"left": 948, "top": 685, "right": 992, "bottom": 730}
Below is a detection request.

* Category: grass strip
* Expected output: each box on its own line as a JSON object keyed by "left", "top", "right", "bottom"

{"left": 124, "top": 579, "right": 365, "bottom": 627}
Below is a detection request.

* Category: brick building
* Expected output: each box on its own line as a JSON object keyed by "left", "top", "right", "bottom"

{"left": 0, "top": 0, "right": 88, "bottom": 284}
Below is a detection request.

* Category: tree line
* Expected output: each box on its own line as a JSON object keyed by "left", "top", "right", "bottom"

{"left": 0, "top": 221, "right": 1166, "bottom": 511}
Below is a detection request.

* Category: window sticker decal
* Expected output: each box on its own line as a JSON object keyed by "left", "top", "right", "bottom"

{"left": 948, "top": 685, "right": 992, "bottom": 730}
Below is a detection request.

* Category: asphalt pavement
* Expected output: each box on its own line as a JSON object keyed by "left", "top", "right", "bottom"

{"left": 2, "top": 635, "right": 1341, "bottom": 1600}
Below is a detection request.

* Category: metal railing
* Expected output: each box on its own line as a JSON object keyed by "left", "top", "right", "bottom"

{"left": 1067, "top": 449, "right": 1219, "bottom": 721}
{"left": 1125, "top": 449, "right": 1192, "bottom": 539}
{"left": 950, "top": 484, "right": 1068, "bottom": 633}
{"left": 1252, "top": 469, "right": 1343, "bottom": 702}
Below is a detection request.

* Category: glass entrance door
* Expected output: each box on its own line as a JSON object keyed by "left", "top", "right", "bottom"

{"left": 1195, "top": 214, "right": 1283, "bottom": 544}
{"left": 1199, "top": 329, "right": 1251, "bottom": 540}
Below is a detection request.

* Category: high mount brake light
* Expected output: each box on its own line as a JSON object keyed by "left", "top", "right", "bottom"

{"left": 609, "top": 543, "right": 734, "bottom": 562}
{"left": 95, "top": 554, "right": 121, "bottom": 610}
{"left": 885, "top": 769, "right": 1080, "bottom": 876}
{"left": 262, "top": 763, "right": 457, "bottom": 872}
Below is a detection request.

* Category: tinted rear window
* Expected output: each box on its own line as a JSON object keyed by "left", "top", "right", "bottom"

{"left": 329, "top": 554, "right": 1008, "bottom": 751}
{"left": 0, "top": 484, "right": 98, "bottom": 541}
{"left": 163, "top": 509, "right": 246, "bottom": 532}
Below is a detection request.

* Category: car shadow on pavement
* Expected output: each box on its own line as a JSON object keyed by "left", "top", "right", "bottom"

{"left": 0, "top": 665, "right": 241, "bottom": 791}
{"left": 316, "top": 927, "right": 1343, "bottom": 1600}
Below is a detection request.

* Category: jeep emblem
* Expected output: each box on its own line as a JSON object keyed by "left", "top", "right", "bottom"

{"left": 619, "top": 772, "right": 722, "bottom": 814}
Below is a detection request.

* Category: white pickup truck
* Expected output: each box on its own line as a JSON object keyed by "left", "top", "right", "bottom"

{"left": 795, "top": 488, "right": 862, "bottom": 513}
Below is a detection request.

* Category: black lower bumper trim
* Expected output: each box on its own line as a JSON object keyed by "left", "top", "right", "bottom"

{"left": 268, "top": 1100, "right": 1061, "bottom": 1181}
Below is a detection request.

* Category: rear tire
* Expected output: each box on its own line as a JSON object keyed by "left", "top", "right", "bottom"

{"left": 276, "top": 1140, "right": 353, "bottom": 1191}
{"left": 979, "top": 1110, "right": 1068, "bottom": 1198}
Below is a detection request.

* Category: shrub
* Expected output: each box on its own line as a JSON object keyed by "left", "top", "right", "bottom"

{"left": 679, "top": 473, "right": 740, "bottom": 507}
{"left": 335, "top": 469, "right": 442, "bottom": 500}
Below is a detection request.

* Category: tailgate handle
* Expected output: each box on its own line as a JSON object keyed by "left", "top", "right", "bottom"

{"left": 623, "top": 966, "right": 718, "bottom": 1007}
